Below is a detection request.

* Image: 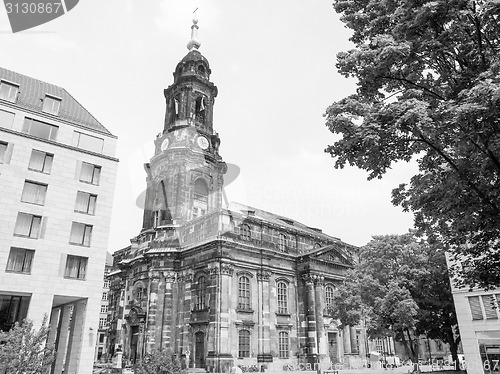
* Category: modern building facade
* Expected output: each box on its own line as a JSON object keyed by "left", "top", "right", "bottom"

{"left": 0, "top": 67, "right": 118, "bottom": 374}
{"left": 107, "top": 21, "right": 366, "bottom": 373}
{"left": 94, "top": 252, "right": 114, "bottom": 363}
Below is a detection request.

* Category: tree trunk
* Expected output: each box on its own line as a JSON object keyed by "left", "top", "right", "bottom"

{"left": 446, "top": 329, "right": 462, "bottom": 371}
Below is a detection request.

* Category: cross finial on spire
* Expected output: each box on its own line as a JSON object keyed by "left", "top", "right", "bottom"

{"left": 187, "top": 8, "right": 201, "bottom": 51}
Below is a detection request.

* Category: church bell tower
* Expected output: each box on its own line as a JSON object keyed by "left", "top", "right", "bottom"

{"left": 142, "top": 18, "right": 227, "bottom": 231}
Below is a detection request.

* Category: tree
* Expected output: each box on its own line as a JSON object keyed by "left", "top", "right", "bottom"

{"left": 0, "top": 315, "right": 55, "bottom": 374}
{"left": 134, "top": 349, "right": 185, "bottom": 374}
{"left": 331, "top": 234, "right": 460, "bottom": 364}
{"left": 325, "top": 0, "right": 500, "bottom": 289}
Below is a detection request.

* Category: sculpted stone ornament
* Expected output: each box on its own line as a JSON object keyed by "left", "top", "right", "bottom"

{"left": 164, "top": 271, "right": 177, "bottom": 283}
{"left": 149, "top": 270, "right": 161, "bottom": 280}
{"left": 257, "top": 270, "right": 271, "bottom": 282}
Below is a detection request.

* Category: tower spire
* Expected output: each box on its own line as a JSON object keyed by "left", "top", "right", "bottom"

{"left": 187, "top": 8, "right": 201, "bottom": 51}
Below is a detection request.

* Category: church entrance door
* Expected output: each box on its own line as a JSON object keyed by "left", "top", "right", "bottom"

{"left": 328, "top": 332, "right": 338, "bottom": 364}
{"left": 131, "top": 325, "right": 139, "bottom": 364}
{"left": 195, "top": 331, "right": 205, "bottom": 368}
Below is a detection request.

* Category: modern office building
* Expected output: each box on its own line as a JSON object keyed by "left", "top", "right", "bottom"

{"left": 106, "top": 20, "right": 366, "bottom": 373}
{"left": 0, "top": 67, "right": 118, "bottom": 374}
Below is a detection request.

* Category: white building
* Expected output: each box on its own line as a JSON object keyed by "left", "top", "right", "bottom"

{"left": 0, "top": 67, "right": 118, "bottom": 374}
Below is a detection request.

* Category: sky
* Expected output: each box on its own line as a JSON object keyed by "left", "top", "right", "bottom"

{"left": 0, "top": 0, "right": 416, "bottom": 251}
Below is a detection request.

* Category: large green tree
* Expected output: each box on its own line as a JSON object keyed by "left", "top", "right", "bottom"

{"left": 331, "top": 234, "right": 460, "bottom": 364}
{"left": 325, "top": 0, "right": 500, "bottom": 289}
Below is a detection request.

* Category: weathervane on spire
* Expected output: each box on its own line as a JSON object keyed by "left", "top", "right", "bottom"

{"left": 187, "top": 7, "right": 201, "bottom": 51}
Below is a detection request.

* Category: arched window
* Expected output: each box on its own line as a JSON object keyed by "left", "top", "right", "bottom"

{"left": 136, "top": 286, "right": 143, "bottom": 301}
{"left": 325, "top": 285, "right": 335, "bottom": 310}
{"left": 279, "top": 234, "right": 288, "bottom": 252}
{"left": 277, "top": 281, "right": 288, "bottom": 314}
{"left": 278, "top": 331, "right": 289, "bottom": 358}
{"left": 193, "top": 178, "right": 208, "bottom": 219}
{"left": 198, "top": 65, "right": 206, "bottom": 76}
{"left": 240, "top": 224, "right": 251, "bottom": 241}
{"left": 238, "top": 276, "right": 251, "bottom": 310}
{"left": 195, "top": 96, "right": 206, "bottom": 123}
{"left": 238, "top": 329, "right": 250, "bottom": 358}
{"left": 195, "top": 275, "right": 207, "bottom": 310}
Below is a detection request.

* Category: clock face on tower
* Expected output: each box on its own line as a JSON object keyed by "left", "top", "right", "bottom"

{"left": 160, "top": 138, "right": 169, "bottom": 151}
{"left": 197, "top": 135, "right": 210, "bottom": 150}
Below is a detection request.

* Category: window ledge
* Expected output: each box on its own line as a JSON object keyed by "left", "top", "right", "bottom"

{"left": 5, "top": 270, "right": 31, "bottom": 275}
{"left": 64, "top": 276, "right": 86, "bottom": 281}
{"left": 13, "top": 234, "right": 38, "bottom": 239}
{"left": 192, "top": 308, "right": 210, "bottom": 313}
{"left": 69, "top": 242, "right": 91, "bottom": 247}
{"left": 237, "top": 308, "right": 254, "bottom": 314}
{"left": 275, "top": 312, "right": 291, "bottom": 317}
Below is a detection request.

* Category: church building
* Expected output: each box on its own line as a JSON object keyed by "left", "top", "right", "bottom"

{"left": 107, "top": 19, "right": 365, "bottom": 372}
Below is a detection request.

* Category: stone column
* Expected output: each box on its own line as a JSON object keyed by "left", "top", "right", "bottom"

{"left": 343, "top": 325, "right": 352, "bottom": 355}
{"left": 146, "top": 270, "right": 161, "bottom": 353}
{"left": 65, "top": 299, "right": 87, "bottom": 374}
{"left": 303, "top": 274, "right": 318, "bottom": 363}
{"left": 47, "top": 308, "right": 60, "bottom": 351}
{"left": 162, "top": 271, "right": 177, "bottom": 350}
{"left": 52, "top": 304, "right": 72, "bottom": 374}
{"left": 179, "top": 271, "right": 193, "bottom": 361}
{"left": 257, "top": 269, "right": 272, "bottom": 363}
{"left": 350, "top": 326, "right": 358, "bottom": 354}
{"left": 314, "top": 275, "right": 328, "bottom": 363}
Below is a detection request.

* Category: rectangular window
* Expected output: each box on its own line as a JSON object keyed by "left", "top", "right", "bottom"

{"left": 21, "top": 181, "right": 48, "bottom": 205}
{"left": 6, "top": 247, "right": 35, "bottom": 274}
{"left": 238, "top": 330, "right": 250, "bottom": 358}
{"left": 13, "top": 212, "right": 41, "bottom": 239}
{"left": 69, "top": 222, "right": 92, "bottom": 246}
{"left": 469, "top": 296, "right": 484, "bottom": 320}
{"left": 0, "top": 81, "right": 18, "bottom": 102}
{"left": 28, "top": 150, "right": 53, "bottom": 174}
{"left": 80, "top": 162, "right": 101, "bottom": 185}
{"left": 102, "top": 292, "right": 108, "bottom": 301}
{"left": 0, "top": 295, "right": 30, "bottom": 332}
{"left": 100, "top": 305, "right": 108, "bottom": 313}
{"left": 0, "top": 141, "right": 7, "bottom": 163}
{"left": 64, "top": 255, "right": 87, "bottom": 279}
{"left": 482, "top": 295, "right": 498, "bottom": 319}
{"left": 42, "top": 95, "right": 61, "bottom": 115}
{"left": 72, "top": 131, "right": 104, "bottom": 154}
{"left": 74, "top": 191, "right": 97, "bottom": 215}
{"left": 278, "top": 331, "right": 290, "bottom": 358}
{"left": 22, "top": 118, "right": 58, "bottom": 141}
{"left": 0, "top": 109, "right": 15, "bottom": 129}
{"left": 99, "top": 317, "right": 107, "bottom": 329}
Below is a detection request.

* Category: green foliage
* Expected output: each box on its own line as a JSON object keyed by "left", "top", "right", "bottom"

{"left": 331, "top": 233, "right": 460, "bottom": 361}
{"left": 134, "top": 349, "right": 185, "bottom": 374}
{"left": 326, "top": 0, "right": 500, "bottom": 289}
{"left": 0, "top": 315, "right": 55, "bottom": 374}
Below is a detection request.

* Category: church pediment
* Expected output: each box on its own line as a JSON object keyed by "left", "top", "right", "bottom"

{"left": 307, "top": 245, "right": 353, "bottom": 266}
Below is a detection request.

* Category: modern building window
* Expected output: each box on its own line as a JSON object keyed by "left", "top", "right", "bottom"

{"left": 42, "top": 95, "right": 61, "bottom": 115}
{"left": 482, "top": 295, "right": 498, "bottom": 319}
{"left": 75, "top": 191, "right": 97, "bottom": 215}
{"left": 195, "top": 275, "right": 207, "bottom": 310}
{"left": 238, "top": 330, "right": 250, "bottom": 358}
{"left": 13, "top": 212, "right": 41, "bottom": 239}
{"left": 0, "top": 109, "right": 15, "bottom": 129}
{"left": 21, "top": 181, "right": 47, "bottom": 205}
{"left": 238, "top": 276, "right": 251, "bottom": 310}
{"left": 72, "top": 131, "right": 104, "bottom": 154}
{"left": 469, "top": 296, "right": 484, "bottom": 320}
{"left": 325, "top": 285, "right": 335, "bottom": 310}
{"left": 0, "top": 294, "right": 30, "bottom": 331}
{"left": 28, "top": 150, "right": 53, "bottom": 174}
{"left": 193, "top": 178, "right": 208, "bottom": 219}
{"left": 99, "top": 317, "right": 107, "bottom": 329}
{"left": 5, "top": 247, "right": 34, "bottom": 274}
{"left": 64, "top": 255, "right": 87, "bottom": 279}
{"left": 102, "top": 292, "right": 108, "bottom": 301}
{"left": 69, "top": 222, "right": 93, "bottom": 246}
{"left": 0, "top": 81, "right": 18, "bottom": 103}
{"left": 278, "top": 331, "right": 290, "bottom": 358}
{"left": 279, "top": 233, "right": 288, "bottom": 252}
{"left": 240, "top": 224, "right": 251, "bottom": 241}
{"left": 277, "top": 281, "right": 288, "bottom": 314}
{"left": 22, "top": 117, "right": 58, "bottom": 141}
{"left": 101, "top": 305, "right": 108, "bottom": 313}
{"left": 80, "top": 162, "right": 101, "bottom": 185}
{"left": 0, "top": 141, "right": 7, "bottom": 163}
{"left": 104, "top": 280, "right": 110, "bottom": 288}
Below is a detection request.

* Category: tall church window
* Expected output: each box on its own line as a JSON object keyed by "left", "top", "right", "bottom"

{"left": 325, "top": 285, "right": 335, "bottom": 310}
{"left": 193, "top": 178, "right": 208, "bottom": 219}
{"left": 277, "top": 281, "right": 288, "bottom": 314}
{"left": 194, "top": 96, "right": 206, "bottom": 123}
{"left": 278, "top": 331, "right": 290, "bottom": 358}
{"left": 238, "top": 276, "right": 251, "bottom": 310}
{"left": 240, "top": 224, "right": 251, "bottom": 241}
{"left": 195, "top": 275, "right": 207, "bottom": 310}
{"left": 238, "top": 330, "right": 250, "bottom": 358}
{"left": 279, "top": 233, "right": 288, "bottom": 252}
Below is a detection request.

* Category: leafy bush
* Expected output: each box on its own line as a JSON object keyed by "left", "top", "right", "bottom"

{"left": 134, "top": 349, "right": 185, "bottom": 374}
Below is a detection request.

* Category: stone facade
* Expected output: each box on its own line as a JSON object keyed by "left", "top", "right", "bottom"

{"left": 107, "top": 29, "right": 366, "bottom": 373}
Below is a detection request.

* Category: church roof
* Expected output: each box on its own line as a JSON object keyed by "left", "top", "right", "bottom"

{"left": 227, "top": 201, "right": 344, "bottom": 242}
{"left": 0, "top": 66, "right": 114, "bottom": 136}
